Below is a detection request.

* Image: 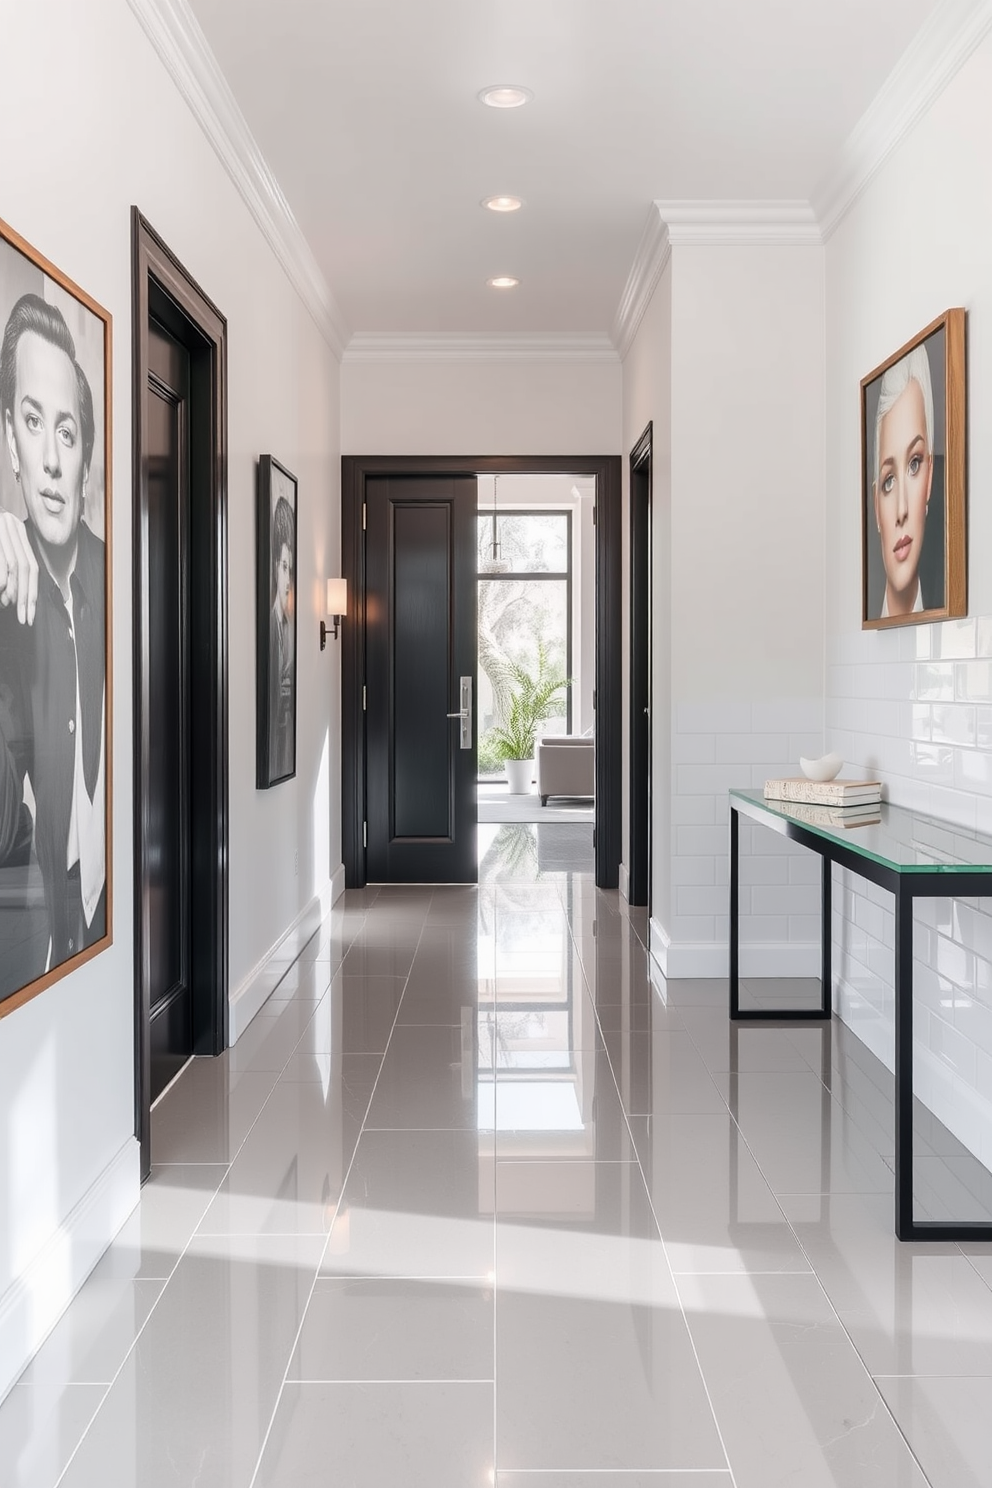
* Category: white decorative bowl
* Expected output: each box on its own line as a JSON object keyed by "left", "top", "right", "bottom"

{"left": 800, "top": 753, "right": 843, "bottom": 782}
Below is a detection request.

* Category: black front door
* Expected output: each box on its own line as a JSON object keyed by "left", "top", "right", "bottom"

{"left": 145, "top": 320, "right": 193, "bottom": 1098}
{"left": 365, "top": 475, "right": 477, "bottom": 883}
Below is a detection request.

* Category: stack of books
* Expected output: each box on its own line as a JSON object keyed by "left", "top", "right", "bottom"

{"left": 763, "top": 777, "right": 882, "bottom": 828}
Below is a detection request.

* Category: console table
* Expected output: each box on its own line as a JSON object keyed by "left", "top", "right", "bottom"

{"left": 729, "top": 786, "right": 992, "bottom": 1241}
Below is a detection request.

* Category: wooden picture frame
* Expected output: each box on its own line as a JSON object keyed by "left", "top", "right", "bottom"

{"left": 256, "top": 454, "right": 298, "bottom": 787}
{"left": 861, "top": 308, "right": 966, "bottom": 628}
{"left": 0, "top": 215, "right": 113, "bottom": 1019}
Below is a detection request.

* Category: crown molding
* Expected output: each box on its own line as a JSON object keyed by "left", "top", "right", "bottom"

{"left": 342, "top": 332, "right": 619, "bottom": 365}
{"left": 611, "top": 206, "right": 671, "bottom": 360}
{"left": 656, "top": 200, "right": 822, "bottom": 246}
{"left": 612, "top": 200, "right": 821, "bottom": 358}
{"left": 813, "top": 0, "right": 992, "bottom": 239}
{"left": 127, "top": 0, "right": 350, "bottom": 358}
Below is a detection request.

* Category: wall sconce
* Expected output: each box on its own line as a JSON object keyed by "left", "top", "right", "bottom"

{"left": 321, "top": 577, "right": 347, "bottom": 649}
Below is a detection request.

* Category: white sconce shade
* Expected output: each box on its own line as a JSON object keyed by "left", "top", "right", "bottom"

{"left": 327, "top": 577, "right": 347, "bottom": 617}
{"left": 321, "top": 578, "right": 347, "bottom": 649}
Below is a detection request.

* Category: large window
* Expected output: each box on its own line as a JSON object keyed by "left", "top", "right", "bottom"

{"left": 477, "top": 510, "right": 572, "bottom": 777}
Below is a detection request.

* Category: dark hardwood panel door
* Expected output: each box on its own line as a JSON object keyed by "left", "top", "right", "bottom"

{"left": 629, "top": 424, "right": 652, "bottom": 909}
{"left": 146, "top": 321, "right": 192, "bottom": 1098}
{"left": 365, "top": 476, "right": 477, "bottom": 883}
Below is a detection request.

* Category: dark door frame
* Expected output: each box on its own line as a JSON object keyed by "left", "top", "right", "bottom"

{"left": 628, "top": 423, "right": 652, "bottom": 909}
{"left": 131, "top": 210, "right": 229, "bottom": 1179}
{"left": 342, "top": 454, "right": 622, "bottom": 890}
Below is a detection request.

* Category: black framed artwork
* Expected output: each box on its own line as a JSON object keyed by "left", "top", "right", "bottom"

{"left": 256, "top": 454, "right": 297, "bottom": 787}
{"left": 861, "top": 309, "right": 966, "bottom": 629}
{"left": 0, "top": 215, "right": 113, "bottom": 1018}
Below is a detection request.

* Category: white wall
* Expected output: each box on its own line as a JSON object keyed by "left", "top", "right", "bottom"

{"left": 623, "top": 244, "right": 826, "bottom": 976}
{"left": 825, "top": 32, "right": 992, "bottom": 1178}
{"left": 664, "top": 244, "right": 826, "bottom": 977}
{"left": 341, "top": 358, "right": 621, "bottom": 456}
{"left": 0, "top": 0, "right": 341, "bottom": 1401}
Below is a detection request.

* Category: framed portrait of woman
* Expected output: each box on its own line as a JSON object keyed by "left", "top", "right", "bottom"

{"left": 256, "top": 454, "right": 298, "bottom": 788}
{"left": 861, "top": 309, "right": 966, "bottom": 629}
{"left": 0, "top": 215, "right": 113, "bottom": 1019}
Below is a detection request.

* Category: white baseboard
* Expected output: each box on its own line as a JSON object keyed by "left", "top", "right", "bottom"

{"left": 618, "top": 863, "right": 629, "bottom": 903}
{"left": 649, "top": 917, "right": 673, "bottom": 977}
{"left": 229, "top": 888, "right": 328, "bottom": 1044}
{"left": 331, "top": 862, "right": 346, "bottom": 907}
{"left": 0, "top": 1137, "right": 139, "bottom": 1405}
{"left": 649, "top": 918, "right": 819, "bottom": 979}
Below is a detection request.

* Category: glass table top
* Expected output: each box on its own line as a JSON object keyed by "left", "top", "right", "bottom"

{"left": 730, "top": 788, "right": 992, "bottom": 875}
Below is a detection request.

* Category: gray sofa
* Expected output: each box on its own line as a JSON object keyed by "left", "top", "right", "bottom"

{"left": 536, "top": 734, "right": 595, "bottom": 806}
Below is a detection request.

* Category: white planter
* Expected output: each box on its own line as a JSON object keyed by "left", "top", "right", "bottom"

{"left": 505, "top": 758, "right": 535, "bottom": 794}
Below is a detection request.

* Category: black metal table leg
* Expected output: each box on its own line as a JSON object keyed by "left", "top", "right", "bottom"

{"left": 729, "top": 806, "right": 830, "bottom": 1023}
{"left": 821, "top": 857, "right": 832, "bottom": 1018}
{"left": 894, "top": 880, "right": 915, "bottom": 1240}
{"left": 729, "top": 790, "right": 992, "bottom": 1237}
{"left": 729, "top": 806, "right": 740, "bottom": 1017}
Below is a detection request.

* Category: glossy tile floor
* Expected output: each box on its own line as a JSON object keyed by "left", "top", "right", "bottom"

{"left": 5, "top": 820, "right": 992, "bottom": 1485}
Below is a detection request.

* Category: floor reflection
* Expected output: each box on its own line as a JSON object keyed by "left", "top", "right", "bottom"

{"left": 5, "top": 830, "right": 992, "bottom": 1488}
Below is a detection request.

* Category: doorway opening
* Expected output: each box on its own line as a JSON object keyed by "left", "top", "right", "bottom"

{"left": 131, "top": 211, "right": 229, "bottom": 1180}
{"left": 341, "top": 455, "right": 621, "bottom": 890}
{"left": 475, "top": 475, "right": 595, "bottom": 876}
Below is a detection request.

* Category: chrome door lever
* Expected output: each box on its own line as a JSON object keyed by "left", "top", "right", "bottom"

{"left": 446, "top": 676, "right": 472, "bottom": 749}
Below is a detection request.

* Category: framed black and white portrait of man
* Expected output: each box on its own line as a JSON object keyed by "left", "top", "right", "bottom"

{"left": 256, "top": 454, "right": 298, "bottom": 788}
{"left": 0, "top": 216, "right": 113, "bottom": 1018}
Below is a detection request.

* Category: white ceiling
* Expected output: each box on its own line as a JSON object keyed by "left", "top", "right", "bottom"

{"left": 186, "top": 0, "right": 940, "bottom": 336}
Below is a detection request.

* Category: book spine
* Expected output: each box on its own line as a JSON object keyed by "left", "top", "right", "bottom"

{"left": 764, "top": 780, "right": 880, "bottom": 805}
{"left": 783, "top": 803, "right": 881, "bottom": 827}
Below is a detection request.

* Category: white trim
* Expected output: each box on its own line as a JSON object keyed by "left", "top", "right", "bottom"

{"left": 649, "top": 917, "right": 672, "bottom": 977}
{"left": 331, "top": 862, "right": 346, "bottom": 907}
{"left": 814, "top": 0, "right": 992, "bottom": 239}
{"left": 342, "top": 332, "right": 619, "bottom": 365}
{"left": 649, "top": 918, "right": 819, "bottom": 980}
{"left": 656, "top": 199, "right": 822, "bottom": 246}
{"left": 229, "top": 889, "right": 327, "bottom": 1043}
{"left": 612, "top": 205, "right": 671, "bottom": 359}
{"left": 127, "top": 0, "right": 350, "bottom": 358}
{"left": 0, "top": 1138, "right": 139, "bottom": 1405}
{"left": 618, "top": 862, "right": 630, "bottom": 903}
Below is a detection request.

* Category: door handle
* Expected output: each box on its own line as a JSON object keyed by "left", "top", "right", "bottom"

{"left": 447, "top": 676, "right": 472, "bottom": 749}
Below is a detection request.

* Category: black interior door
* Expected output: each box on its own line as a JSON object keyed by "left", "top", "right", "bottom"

{"left": 629, "top": 426, "right": 652, "bottom": 909}
{"left": 365, "top": 475, "right": 477, "bottom": 883}
{"left": 146, "top": 321, "right": 193, "bottom": 1097}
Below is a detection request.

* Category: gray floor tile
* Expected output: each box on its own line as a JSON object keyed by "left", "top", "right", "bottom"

{"left": 58, "top": 1234, "right": 324, "bottom": 1488}
{"left": 254, "top": 1382, "right": 494, "bottom": 1486}
{"left": 150, "top": 1063, "right": 279, "bottom": 1164}
{"left": 11, "top": 856, "right": 990, "bottom": 1488}
{"left": 0, "top": 1382, "right": 108, "bottom": 1488}
{"left": 289, "top": 1277, "right": 494, "bottom": 1380}
{"left": 678, "top": 1272, "right": 929, "bottom": 1488}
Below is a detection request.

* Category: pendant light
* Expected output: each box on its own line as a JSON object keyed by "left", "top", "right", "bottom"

{"left": 481, "top": 475, "right": 509, "bottom": 573}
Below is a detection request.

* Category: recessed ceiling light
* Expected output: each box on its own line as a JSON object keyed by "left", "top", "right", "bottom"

{"left": 482, "top": 195, "right": 524, "bottom": 213}
{"left": 487, "top": 276, "right": 519, "bottom": 289}
{"left": 478, "top": 84, "right": 532, "bottom": 109}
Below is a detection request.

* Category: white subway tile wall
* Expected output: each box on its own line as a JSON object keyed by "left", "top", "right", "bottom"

{"left": 670, "top": 699, "right": 824, "bottom": 971}
{"left": 827, "top": 615, "right": 992, "bottom": 1170}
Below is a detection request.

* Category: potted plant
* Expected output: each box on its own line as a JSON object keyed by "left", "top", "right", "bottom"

{"left": 489, "top": 647, "right": 570, "bottom": 794}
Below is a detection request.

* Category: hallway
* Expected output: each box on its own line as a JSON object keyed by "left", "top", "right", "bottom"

{"left": 4, "top": 827, "right": 992, "bottom": 1486}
